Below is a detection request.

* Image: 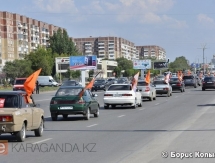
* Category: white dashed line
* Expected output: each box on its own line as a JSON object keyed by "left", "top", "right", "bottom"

{"left": 174, "top": 96, "right": 178, "bottom": 98}
{"left": 155, "top": 103, "right": 160, "bottom": 105}
{"left": 32, "top": 138, "right": 52, "bottom": 144}
{"left": 118, "top": 115, "right": 125, "bottom": 118}
{"left": 87, "top": 124, "right": 98, "bottom": 127}
{"left": 139, "top": 109, "right": 144, "bottom": 110}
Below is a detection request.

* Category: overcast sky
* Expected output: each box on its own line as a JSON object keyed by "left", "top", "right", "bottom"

{"left": 1, "top": 0, "right": 215, "bottom": 64}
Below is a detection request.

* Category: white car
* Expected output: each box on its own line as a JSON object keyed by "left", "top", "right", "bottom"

{"left": 103, "top": 84, "right": 142, "bottom": 109}
{"left": 137, "top": 80, "right": 156, "bottom": 101}
{"left": 153, "top": 80, "right": 172, "bottom": 97}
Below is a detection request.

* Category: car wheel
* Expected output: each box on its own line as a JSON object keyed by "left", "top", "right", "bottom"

{"left": 138, "top": 101, "right": 142, "bottom": 107}
{"left": 104, "top": 105, "right": 109, "bottom": 109}
{"left": 149, "top": 96, "right": 153, "bottom": 101}
{"left": 34, "top": 118, "right": 44, "bottom": 137}
{"left": 167, "top": 92, "right": 170, "bottom": 97}
{"left": 112, "top": 105, "right": 116, "bottom": 108}
{"left": 84, "top": 108, "right": 90, "bottom": 120}
{"left": 153, "top": 95, "right": 156, "bottom": 100}
{"left": 51, "top": 113, "right": 58, "bottom": 121}
{"left": 132, "top": 103, "right": 136, "bottom": 109}
{"left": 194, "top": 85, "right": 197, "bottom": 88}
{"left": 94, "top": 105, "right": 99, "bottom": 117}
{"left": 63, "top": 114, "right": 68, "bottom": 119}
{"left": 181, "top": 89, "right": 183, "bottom": 92}
{"left": 183, "top": 88, "right": 185, "bottom": 92}
{"left": 202, "top": 88, "right": 205, "bottom": 91}
{"left": 16, "top": 123, "right": 26, "bottom": 142}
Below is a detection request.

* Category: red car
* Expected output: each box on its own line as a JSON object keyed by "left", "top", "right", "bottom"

{"left": 13, "top": 78, "right": 27, "bottom": 91}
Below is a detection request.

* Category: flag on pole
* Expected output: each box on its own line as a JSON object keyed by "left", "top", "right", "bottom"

{"left": 164, "top": 72, "right": 170, "bottom": 84}
{"left": 145, "top": 70, "right": 150, "bottom": 84}
{"left": 24, "top": 68, "right": 42, "bottom": 97}
{"left": 79, "top": 71, "right": 101, "bottom": 98}
{"left": 131, "top": 72, "right": 140, "bottom": 91}
{"left": 177, "top": 71, "right": 182, "bottom": 81}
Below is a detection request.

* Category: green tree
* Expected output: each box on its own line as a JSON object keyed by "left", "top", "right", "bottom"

{"left": 116, "top": 58, "right": 133, "bottom": 70}
{"left": 3, "top": 59, "right": 32, "bottom": 80}
{"left": 124, "top": 69, "right": 134, "bottom": 77}
{"left": 168, "top": 56, "right": 190, "bottom": 72}
{"left": 25, "top": 47, "right": 54, "bottom": 75}
{"left": 89, "top": 70, "right": 94, "bottom": 77}
{"left": 71, "top": 70, "right": 81, "bottom": 79}
{"left": 113, "top": 67, "right": 121, "bottom": 78}
{"left": 49, "top": 29, "right": 80, "bottom": 56}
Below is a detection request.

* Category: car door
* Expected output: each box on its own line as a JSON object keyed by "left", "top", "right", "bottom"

{"left": 87, "top": 90, "right": 98, "bottom": 112}
{"left": 21, "top": 95, "right": 33, "bottom": 130}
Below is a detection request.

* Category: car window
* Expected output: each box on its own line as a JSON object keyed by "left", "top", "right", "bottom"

{"left": 0, "top": 95, "right": 19, "bottom": 108}
{"left": 183, "top": 76, "right": 194, "bottom": 79}
{"left": 204, "top": 77, "right": 214, "bottom": 82}
{"left": 137, "top": 81, "right": 148, "bottom": 86}
{"left": 95, "top": 80, "right": 105, "bottom": 83}
{"left": 108, "top": 85, "right": 131, "bottom": 91}
{"left": 153, "top": 81, "right": 167, "bottom": 85}
{"left": 170, "top": 78, "right": 178, "bottom": 82}
{"left": 55, "top": 88, "right": 83, "bottom": 96}
{"left": 14, "top": 79, "right": 26, "bottom": 84}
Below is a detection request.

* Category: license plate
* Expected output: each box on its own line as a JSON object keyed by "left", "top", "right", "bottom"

{"left": 171, "top": 84, "right": 176, "bottom": 85}
{"left": 114, "top": 94, "right": 122, "bottom": 97}
{"left": 59, "top": 106, "right": 73, "bottom": 110}
{"left": 207, "top": 82, "right": 213, "bottom": 83}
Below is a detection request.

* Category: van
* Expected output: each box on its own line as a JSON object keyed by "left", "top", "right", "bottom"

{"left": 37, "top": 76, "right": 59, "bottom": 87}
{"left": 13, "top": 78, "right": 27, "bottom": 91}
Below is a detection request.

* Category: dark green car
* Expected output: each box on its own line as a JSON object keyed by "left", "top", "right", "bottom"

{"left": 50, "top": 86, "right": 100, "bottom": 121}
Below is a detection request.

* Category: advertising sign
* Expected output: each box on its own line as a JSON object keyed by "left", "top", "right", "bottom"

{"left": 153, "top": 61, "right": 168, "bottom": 69}
{"left": 133, "top": 60, "right": 151, "bottom": 69}
{"left": 70, "top": 56, "right": 97, "bottom": 70}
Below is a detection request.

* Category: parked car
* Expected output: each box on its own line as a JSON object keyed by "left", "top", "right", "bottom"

{"left": 92, "top": 79, "right": 108, "bottom": 91}
{"left": 13, "top": 78, "right": 27, "bottom": 91}
{"left": 61, "top": 80, "right": 81, "bottom": 87}
{"left": 103, "top": 84, "right": 142, "bottom": 109}
{"left": 183, "top": 75, "right": 198, "bottom": 88}
{"left": 202, "top": 76, "right": 215, "bottom": 91}
{"left": 50, "top": 86, "right": 100, "bottom": 121}
{"left": 0, "top": 91, "right": 44, "bottom": 142}
{"left": 38, "top": 76, "right": 59, "bottom": 87}
{"left": 137, "top": 80, "right": 156, "bottom": 101}
{"left": 169, "top": 77, "right": 185, "bottom": 92}
{"left": 153, "top": 80, "right": 172, "bottom": 97}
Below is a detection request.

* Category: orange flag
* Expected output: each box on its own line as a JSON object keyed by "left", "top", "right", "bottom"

{"left": 24, "top": 68, "right": 42, "bottom": 96}
{"left": 132, "top": 71, "right": 140, "bottom": 91}
{"left": 145, "top": 70, "right": 150, "bottom": 84}
{"left": 79, "top": 71, "right": 101, "bottom": 98}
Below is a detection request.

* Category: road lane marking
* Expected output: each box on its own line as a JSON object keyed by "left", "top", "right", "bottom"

{"left": 87, "top": 124, "right": 98, "bottom": 127}
{"left": 139, "top": 109, "right": 144, "bottom": 110}
{"left": 155, "top": 103, "right": 160, "bottom": 105}
{"left": 32, "top": 138, "right": 52, "bottom": 144}
{"left": 35, "top": 99, "right": 51, "bottom": 102}
{"left": 174, "top": 96, "right": 178, "bottom": 98}
{"left": 118, "top": 115, "right": 125, "bottom": 118}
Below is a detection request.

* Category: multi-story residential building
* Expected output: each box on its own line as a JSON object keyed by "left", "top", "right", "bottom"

{"left": 0, "top": 11, "right": 65, "bottom": 71}
{"left": 73, "top": 36, "right": 139, "bottom": 60}
{"left": 135, "top": 45, "right": 166, "bottom": 60}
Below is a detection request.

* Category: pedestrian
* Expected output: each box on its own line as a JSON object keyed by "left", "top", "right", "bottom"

{"left": 36, "top": 80, "right": 39, "bottom": 94}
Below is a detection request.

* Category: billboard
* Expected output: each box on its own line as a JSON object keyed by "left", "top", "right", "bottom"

{"left": 153, "top": 61, "right": 168, "bottom": 69}
{"left": 133, "top": 59, "right": 151, "bottom": 69}
{"left": 70, "top": 55, "right": 97, "bottom": 70}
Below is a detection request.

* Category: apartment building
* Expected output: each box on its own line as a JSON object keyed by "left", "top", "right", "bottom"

{"left": 73, "top": 36, "right": 139, "bottom": 61}
{"left": 135, "top": 45, "right": 166, "bottom": 60}
{"left": 0, "top": 11, "right": 64, "bottom": 71}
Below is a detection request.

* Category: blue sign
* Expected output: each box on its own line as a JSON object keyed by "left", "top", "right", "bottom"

{"left": 70, "top": 55, "right": 97, "bottom": 70}
{"left": 191, "top": 63, "right": 200, "bottom": 68}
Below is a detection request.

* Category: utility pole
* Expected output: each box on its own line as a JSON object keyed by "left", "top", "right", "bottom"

{"left": 198, "top": 44, "right": 207, "bottom": 75}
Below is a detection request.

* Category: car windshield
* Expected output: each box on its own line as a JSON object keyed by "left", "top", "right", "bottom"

{"left": 56, "top": 88, "right": 83, "bottom": 96}
{"left": 62, "top": 81, "right": 76, "bottom": 86}
{"left": 170, "top": 78, "right": 178, "bottom": 82}
{"left": 108, "top": 85, "right": 131, "bottom": 91}
{"left": 0, "top": 95, "right": 19, "bottom": 108}
{"left": 204, "top": 77, "right": 215, "bottom": 82}
{"left": 14, "top": 79, "right": 26, "bottom": 84}
{"left": 157, "top": 76, "right": 164, "bottom": 78}
{"left": 153, "top": 81, "right": 167, "bottom": 85}
{"left": 137, "top": 81, "right": 148, "bottom": 86}
{"left": 183, "top": 76, "right": 194, "bottom": 79}
{"left": 95, "top": 80, "right": 105, "bottom": 83}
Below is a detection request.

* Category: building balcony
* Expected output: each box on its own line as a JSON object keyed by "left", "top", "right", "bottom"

{"left": 98, "top": 42, "right": 104, "bottom": 45}
{"left": 18, "top": 23, "right": 23, "bottom": 28}
{"left": 23, "top": 26, "right": 28, "bottom": 29}
{"left": 85, "top": 43, "right": 92, "bottom": 46}
{"left": 85, "top": 50, "right": 92, "bottom": 53}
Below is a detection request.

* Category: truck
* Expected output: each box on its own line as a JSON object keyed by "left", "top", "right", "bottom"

{"left": 37, "top": 76, "right": 59, "bottom": 87}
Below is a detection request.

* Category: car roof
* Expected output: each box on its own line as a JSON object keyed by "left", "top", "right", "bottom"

{"left": 15, "top": 78, "right": 27, "bottom": 79}
{"left": 58, "top": 86, "right": 84, "bottom": 89}
{"left": 0, "top": 91, "right": 26, "bottom": 95}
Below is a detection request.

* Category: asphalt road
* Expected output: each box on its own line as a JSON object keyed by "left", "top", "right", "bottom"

{"left": 2, "top": 86, "right": 215, "bottom": 163}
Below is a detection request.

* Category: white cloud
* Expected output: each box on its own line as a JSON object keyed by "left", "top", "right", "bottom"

{"left": 33, "top": 0, "right": 78, "bottom": 13}
{"left": 162, "top": 15, "right": 188, "bottom": 29}
{"left": 197, "top": 14, "right": 215, "bottom": 26}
